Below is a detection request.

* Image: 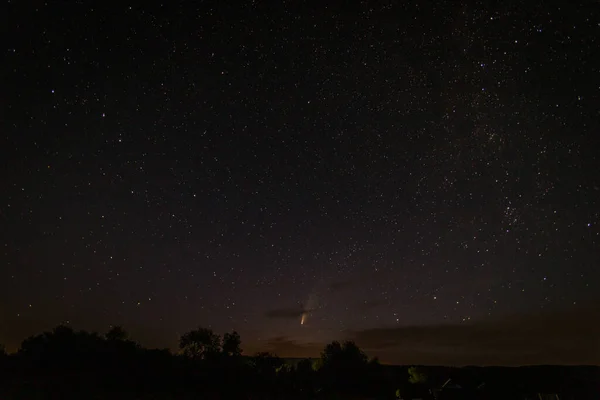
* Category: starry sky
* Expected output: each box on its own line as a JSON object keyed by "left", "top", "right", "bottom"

{"left": 2, "top": 1, "right": 600, "bottom": 365}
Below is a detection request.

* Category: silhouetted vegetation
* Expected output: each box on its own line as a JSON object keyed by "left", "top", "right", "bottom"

{"left": 105, "top": 325, "right": 128, "bottom": 342}
{"left": 222, "top": 330, "right": 242, "bottom": 357}
{"left": 178, "top": 326, "right": 221, "bottom": 360}
{"left": 0, "top": 325, "right": 598, "bottom": 399}
{"left": 408, "top": 365, "right": 428, "bottom": 384}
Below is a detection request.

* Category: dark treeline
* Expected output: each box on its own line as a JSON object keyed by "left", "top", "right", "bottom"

{"left": 0, "top": 325, "right": 598, "bottom": 399}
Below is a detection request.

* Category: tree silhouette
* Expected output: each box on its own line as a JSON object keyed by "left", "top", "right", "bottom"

{"left": 179, "top": 327, "right": 221, "bottom": 360}
{"left": 104, "top": 325, "right": 138, "bottom": 368}
{"left": 52, "top": 324, "right": 76, "bottom": 341}
{"left": 18, "top": 325, "right": 75, "bottom": 365}
{"left": 222, "top": 330, "right": 242, "bottom": 357}
{"left": 106, "top": 325, "right": 128, "bottom": 341}
{"left": 321, "top": 340, "right": 368, "bottom": 369}
{"left": 0, "top": 343, "right": 6, "bottom": 357}
{"left": 17, "top": 325, "right": 109, "bottom": 370}
{"left": 320, "top": 341, "right": 369, "bottom": 393}
{"left": 18, "top": 333, "right": 47, "bottom": 360}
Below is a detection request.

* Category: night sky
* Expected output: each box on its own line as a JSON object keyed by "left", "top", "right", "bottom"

{"left": 2, "top": 1, "right": 600, "bottom": 365}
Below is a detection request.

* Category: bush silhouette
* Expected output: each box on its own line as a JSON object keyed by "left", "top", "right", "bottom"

{"left": 222, "top": 330, "right": 242, "bottom": 357}
{"left": 105, "top": 325, "right": 128, "bottom": 342}
{"left": 179, "top": 327, "right": 221, "bottom": 360}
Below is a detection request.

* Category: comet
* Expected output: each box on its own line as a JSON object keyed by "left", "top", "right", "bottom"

{"left": 299, "top": 292, "right": 318, "bottom": 326}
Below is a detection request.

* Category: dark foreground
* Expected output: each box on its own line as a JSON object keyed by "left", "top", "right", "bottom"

{"left": 1, "top": 325, "right": 598, "bottom": 399}
{"left": 1, "top": 364, "right": 599, "bottom": 400}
